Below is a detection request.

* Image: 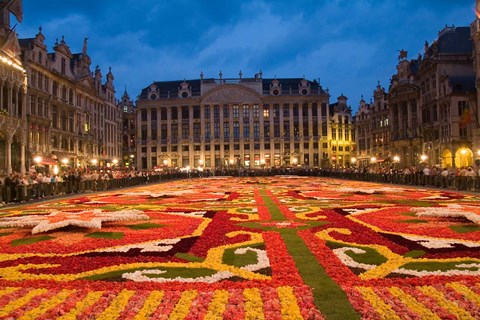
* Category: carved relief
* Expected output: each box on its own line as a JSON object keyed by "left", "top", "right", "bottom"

{"left": 202, "top": 86, "right": 261, "bottom": 104}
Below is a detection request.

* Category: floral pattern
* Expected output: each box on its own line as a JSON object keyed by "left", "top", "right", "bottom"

{"left": 0, "top": 176, "right": 479, "bottom": 318}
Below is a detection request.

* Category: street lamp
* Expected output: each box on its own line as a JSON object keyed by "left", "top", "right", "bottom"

{"left": 34, "top": 156, "right": 42, "bottom": 165}
{"left": 91, "top": 159, "right": 98, "bottom": 166}
{"left": 370, "top": 156, "right": 377, "bottom": 164}
{"left": 420, "top": 154, "right": 428, "bottom": 162}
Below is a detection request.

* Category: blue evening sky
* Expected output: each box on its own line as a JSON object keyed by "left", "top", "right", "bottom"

{"left": 15, "top": 0, "right": 475, "bottom": 113}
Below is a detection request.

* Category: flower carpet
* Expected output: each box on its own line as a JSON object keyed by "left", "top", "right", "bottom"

{"left": 0, "top": 176, "right": 479, "bottom": 319}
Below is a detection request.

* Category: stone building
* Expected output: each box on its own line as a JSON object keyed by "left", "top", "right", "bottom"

{"left": 135, "top": 72, "right": 353, "bottom": 171}
{"left": 355, "top": 25, "right": 477, "bottom": 170}
{"left": 118, "top": 88, "right": 137, "bottom": 168}
{"left": 0, "top": 1, "right": 27, "bottom": 175}
{"left": 328, "top": 94, "right": 355, "bottom": 168}
{"left": 388, "top": 26, "right": 476, "bottom": 168}
{"left": 354, "top": 83, "right": 390, "bottom": 168}
{"left": 18, "top": 29, "right": 122, "bottom": 172}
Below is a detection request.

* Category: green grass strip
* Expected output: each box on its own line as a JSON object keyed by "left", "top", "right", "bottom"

{"left": 126, "top": 223, "right": 163, "bottom": 230}
{"left": 175, "top": 252, "right": 205, "bottom": 262}
{"left": 281, "top": 229, "right": 359, "bottom": 319}
{"left": 11, "top": 235, "right": 54, "bottom": 246}
{"left": 259, "top": 189, "right": 286, "bottom": 221}
{"left": 450, "top": 225, "right": 480, "bottom": 233}
{"left": 258, "top": 190, "right": 358, "bottom": 319}
{"left": 85, "top": 232, "right": 124, "bottom": 239}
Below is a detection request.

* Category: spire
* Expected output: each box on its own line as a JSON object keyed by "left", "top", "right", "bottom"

{"left": 83, "top": 37, "right": 88, "bottom": 54}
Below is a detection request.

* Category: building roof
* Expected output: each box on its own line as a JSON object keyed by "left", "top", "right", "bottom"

{"left": 449, "top": 76, "right": 476, "bottom": 93}
{"left": 139, "top": 77, "right": 326, "bottom": 99}
{"left": 437, "top": 26, "right": 472, "bottom": 54}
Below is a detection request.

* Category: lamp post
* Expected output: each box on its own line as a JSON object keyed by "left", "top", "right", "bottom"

{"left": 420, "top": 154, "right": 428, "bottom": 167}
{"left": 350, "top": 157, "right": 357, "bottom": 168}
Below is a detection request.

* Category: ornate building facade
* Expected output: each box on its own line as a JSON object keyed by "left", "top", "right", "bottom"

{"left": 135, "top": 72, "right": 354, "bottom": 171}
{"left": 354, "top": 25, "right": 477, "bottom": 170}
{"left": 0, "top": 2, "right": 27, "bottom": 175}
{"left": 119, "top": 89, "right": 137, "bottom": 168}
{"left": 19, "top": 29, "right": 122, "bottom": 172}
{"left": 354, "top": 83, "right": 390, "bottom": 168}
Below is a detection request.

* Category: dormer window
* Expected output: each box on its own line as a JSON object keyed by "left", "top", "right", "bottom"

{"left": 61, "top": 57, "right": 66, "bottom": 74}
{"left": 270, "top": 79, "right": 281, "bottom": 96}
{"left": 299, "top": 79, "right": 310, "bottom": 95}
{"left": 178, "top": 81, "right": 191, "bottom": 98}
{"left": 150, "top": 94, "right": 157, "bottom": 100}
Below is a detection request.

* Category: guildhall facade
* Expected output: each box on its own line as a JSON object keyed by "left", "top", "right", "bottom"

{"left": 135, "top": 72, "right": 355, "bottom": 171}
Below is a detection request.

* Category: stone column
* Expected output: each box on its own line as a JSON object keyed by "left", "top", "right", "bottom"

{"left": 19, "top": 129, "right": 26, "bottom": 176}
{"left": 6, "top": 132, "right": 13, "bottom": 174}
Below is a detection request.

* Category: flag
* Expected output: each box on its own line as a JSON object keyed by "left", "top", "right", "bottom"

{"left": 0, "top": 28, "right": 21, "bottom": 60}
{"left": 7, "top": 0, "right": 22, "bottom": 23}
{"left": 459, "top": 107, "right": 472, "bottom": 128}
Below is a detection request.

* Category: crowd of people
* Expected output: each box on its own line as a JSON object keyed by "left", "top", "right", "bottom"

{"left": 1, "top": 164, "right": 480, "bottom": 205}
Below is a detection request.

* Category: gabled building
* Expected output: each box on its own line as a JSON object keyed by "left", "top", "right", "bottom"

{"left": 328, "top": 94, "right": 355, "bottom": 168}
{"left": 118, "top": 88, "right": 136, "bottom": 168}
{"left": 353, "top": 83, "right": 390, "bottom": 168}
{"left": 19, "top": 29, "right": 122, "bottom": 172}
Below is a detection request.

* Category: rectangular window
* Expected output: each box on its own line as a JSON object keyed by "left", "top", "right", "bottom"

{"left": 214, "top": 105, "right": 220, "bottom": 119}
{"left": 283, "top": 104, "right": 289, "bottom": 117}
{"left": 233, "top": 122, "right": 240, "bottom": 139}
{"left": 253, "top": 104, "right": 259, "bottom": 118}
{"left": 214, "top": 122, "right": 220, "bottom": 138}
{"left": 204, "top": 105, "right": 210, "bottom": 119}
{"left": 224, "top": 122, "right": 230, "bottom": 139}
{"left": 253, "top": 121, "right": 260, "bottom": 139}
{"left": 193, "top": 123, "right": 200, "bottom": 138}
{"left": 263, "top": 105, "right": 269, "bottom": 118}
{"left": 193, "top": 105, "right": 200, "bottom": 119}
{"left": 243, "top": 122, "right": 250, "bottom": 139}
{"left": 151, "top": 123, "right": 157, "bottom": 140}
{"left": 182, "top": 123, "right": 189, "bottom": 139}
{"left": 273, "top": 104, "right": 280, "bottom": 118}
{"left": 243, "top": 104, "right": 249, "bottom": 118}
{"left": 274, "top": 123, "right": 280, "bottom": 137}
{"left": 223, "top": 105, "right": 229, "bottom": 118}
{"left": 182, "top": 106, "right": 189, "bottom": 120}
{"left": 205, "top": 123, "right": 210, "bottom": 139}
{"left": 233, "top": 105, "right": 239, "bottom": 118}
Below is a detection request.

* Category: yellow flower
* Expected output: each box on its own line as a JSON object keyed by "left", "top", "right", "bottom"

{"left": 134, "top": 290, "right": 164, "bottom": 320}
{"left": 204, "top": 289, "right": 229, "bottom": 319}
{"left": 96, "top": 289, "right": 135, "bottom": 320}
{"left": 244, "top": 288, "right": 265, "bottom": 320}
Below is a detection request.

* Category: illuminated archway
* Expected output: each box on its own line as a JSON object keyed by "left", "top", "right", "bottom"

{"left": 441, "top": 149, "right": 452, "bottom": 168}
{"left": 454, "top": 148, "right": 473, "bottom": 168}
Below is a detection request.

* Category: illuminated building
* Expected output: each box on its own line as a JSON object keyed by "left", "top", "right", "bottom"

{"left": 0, "top": 1, "right": 27, "bottom": 175}
{"left": 136, "top": 72, "right": 355, "bottom": 170}
{"left": 19, "top": 29, "right": 122, "bottom": 170}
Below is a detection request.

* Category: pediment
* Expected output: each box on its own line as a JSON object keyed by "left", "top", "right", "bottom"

{"left": 201, "top": 86, "right": 261, "bottom": 104}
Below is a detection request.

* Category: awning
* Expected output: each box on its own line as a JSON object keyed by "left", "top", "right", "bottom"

{"left": 37, "top": 156, "right": 57, "bottom": 166}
